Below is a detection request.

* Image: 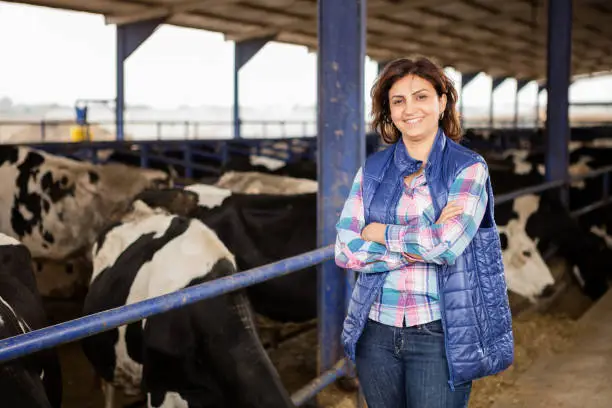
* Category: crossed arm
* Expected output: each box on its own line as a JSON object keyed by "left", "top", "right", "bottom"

{"left": 334, "top": 163, "right": 489, "bottom": 273}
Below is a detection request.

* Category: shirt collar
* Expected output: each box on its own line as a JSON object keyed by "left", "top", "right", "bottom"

{"left": 393, "top": 127, "right": 446, "bottom": 176}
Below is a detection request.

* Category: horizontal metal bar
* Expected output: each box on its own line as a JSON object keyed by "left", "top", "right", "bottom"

{"left": 1, "top": 137, "right": 316, "bottom": 149}
{"left": 493, "top": 167, "right": 612, "bottom": 206}
{"left": 570, "top": 197, "right": 612, "bottom": 217}
{"left": 494, "top": 179, "right": 567, "bottom": 204}
{"left": 137, "top": 154, "right": 221, "bottom": 173}
{"left": 569, "top": 101, "right": 612, "bottom": 107}
{"left": 569, "top": 165, "right": 612, "bottom": 181}
{"left": 291, "top": 359, "right": 348, "bottom": 406}
{"left": 0, "top": 245, "right": 334, "bottom": 364}
{"left": 0, "top": 119, "right": 315, "bottom": 127}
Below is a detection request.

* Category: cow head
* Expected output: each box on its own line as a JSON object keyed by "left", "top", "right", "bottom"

{"left": 0, "top": 146, "right": 170, "bottom": 261}
{"left": 496, "top": 195, "right": 556, "bottom": 301}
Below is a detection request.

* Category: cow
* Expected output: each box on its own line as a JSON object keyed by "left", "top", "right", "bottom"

{"left": 214, "top": 171, "right": 318, "bottom": 195}
{"left": 485, "top": 141, "right": 612, "bottom": 301}
{"left": 0, "top": 233, "right": 63, "bottom": 408}
{"left": 0, "top": 145, "right": 170, "bottom": 261}
{"left": 81, "top": 200, "right": 299, "bottom": 408}
{"left": 493, "top": 190, "right": 612, "bottom": 301}
{"left": 133, "top": 184, "right": 319, "bottom": 324}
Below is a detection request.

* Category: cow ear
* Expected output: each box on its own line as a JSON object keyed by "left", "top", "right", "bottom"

{"left": 143, "top": 308, "right": 196, "bottom": 357}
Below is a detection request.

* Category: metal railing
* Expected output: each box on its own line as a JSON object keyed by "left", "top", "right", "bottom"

{"left": 494, "top": 164, "right": 612, "bottom": 216}
{"left": 0, "top": 119, "right": 318, "bottom": 142}
{"left": 11, "top": 137, "right": 319, "bottom": 179}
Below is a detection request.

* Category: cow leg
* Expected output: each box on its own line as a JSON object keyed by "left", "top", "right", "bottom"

{"left": 102, "top": 380, "right": 115, "bottom": 408}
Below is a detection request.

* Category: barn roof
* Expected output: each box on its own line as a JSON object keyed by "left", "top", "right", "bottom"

{"left": 6, "top": 0, "right": 612, "bottom": 81}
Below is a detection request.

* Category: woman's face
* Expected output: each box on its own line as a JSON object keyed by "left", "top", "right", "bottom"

{"left": 388, "top": 74, "right": 446, "bottom": 142}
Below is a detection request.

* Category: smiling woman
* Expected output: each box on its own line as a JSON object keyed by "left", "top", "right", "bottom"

{"left": 335, "top": 56, "right": 513, "bottom": 408}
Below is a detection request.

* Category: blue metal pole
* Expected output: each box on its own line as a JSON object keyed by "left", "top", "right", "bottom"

{"left": 0, "top": 245, "right": 334, "bottom": 364}
{"left": 233, "top": 36, "right": 274, "bottom": 139}
{"left": 317, "top": 0, "right": 366, "bottom": 375}
{"left": 115, "top": 18, "right": 165, "bottom": 141}
{"left": 291, "top": 359, "right": 348, "bottom": 406}
{"left": 545, "top": 0, "right": 572, "bottom": 207}
{"left": 116, "top": 36, "right": 125, "bottom": 142}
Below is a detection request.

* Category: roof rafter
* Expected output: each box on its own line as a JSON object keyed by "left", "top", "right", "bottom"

{"left": 2, "top": 0, "right": 610, "bottom": 80}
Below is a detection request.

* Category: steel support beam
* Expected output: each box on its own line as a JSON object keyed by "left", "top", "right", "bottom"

{"left": 317, "top": 0, "right": 366, "bottom": 375}
{"left": 459, "top": 72, "right": 479, "bottom": 126}
{"left": 116, "top": 18, "right": 165, "bottom": 141}
{"left": 233, "top": 36, "right": 274, "bottom": 139}
{"left": 490, "top": 76, "right": 508, "bottom": 129}
{"left": 545, "top": 0, "right": 572, "bottom": 207}
{"left": 514, "top": 79, "right": 531, "bottom": 129}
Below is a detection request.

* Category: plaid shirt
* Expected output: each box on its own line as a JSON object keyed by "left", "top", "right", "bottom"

{"left": 335, "top": 162, "right": 489, "bottom": 328}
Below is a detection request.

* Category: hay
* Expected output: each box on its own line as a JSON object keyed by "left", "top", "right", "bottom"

{"left": 469, "top": 313, "right": 578, "bottom": 408}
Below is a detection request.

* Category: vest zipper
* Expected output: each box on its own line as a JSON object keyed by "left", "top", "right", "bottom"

{"left": 427, "top": 175, "right": 456, "bottom": 390}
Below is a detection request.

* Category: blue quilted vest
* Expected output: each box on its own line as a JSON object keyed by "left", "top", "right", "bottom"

{"left": 341, "top": 129, "right": 514, "bottom": 389}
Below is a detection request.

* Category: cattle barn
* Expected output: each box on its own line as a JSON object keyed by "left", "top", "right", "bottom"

{"left": 1, "top": 0, "right": 612, "bottom": 407}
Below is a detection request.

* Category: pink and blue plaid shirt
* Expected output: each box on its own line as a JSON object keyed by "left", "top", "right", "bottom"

{"left": 335, "top": 162, "right": 489, "bottom": 328}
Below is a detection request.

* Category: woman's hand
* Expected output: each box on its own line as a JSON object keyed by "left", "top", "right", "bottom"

{"left": 361, "top": 222, "right": 387, "bottom": 244}
{"left": 436, "top": 202, "right": 463, "bottom": 224}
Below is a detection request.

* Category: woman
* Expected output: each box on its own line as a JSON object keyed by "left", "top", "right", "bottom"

{"left": 335, "top": 57, "right": 514, "bottom": 408}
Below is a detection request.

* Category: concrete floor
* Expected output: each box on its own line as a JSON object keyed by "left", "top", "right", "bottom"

{"left": 491, "top": 289, "right": 612, "bottom": 408}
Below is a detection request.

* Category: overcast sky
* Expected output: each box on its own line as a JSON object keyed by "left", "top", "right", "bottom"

{"left": 1, "top": 1, "right": 611, "bottom": 111}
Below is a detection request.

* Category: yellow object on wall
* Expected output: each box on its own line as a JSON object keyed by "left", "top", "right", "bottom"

{"left": 70, "top": 125, "right": 93, "bottom": 142}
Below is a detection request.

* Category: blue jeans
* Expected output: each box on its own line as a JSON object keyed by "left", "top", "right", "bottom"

{"left": 355, "top": 319, "right": 472, "bottom": 408}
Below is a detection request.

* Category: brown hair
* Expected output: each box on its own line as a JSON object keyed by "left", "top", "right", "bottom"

{"left": 371, "top": 56, "right": 461, "bottom": 144}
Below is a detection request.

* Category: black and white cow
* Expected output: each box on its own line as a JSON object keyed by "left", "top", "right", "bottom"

{"left": 0, "top": 233, "right": 63, "bottom": 408}
{"left": 214, "top": 171, "right": 318, "bottom": 195}
{"left": 134, "top": 183, "right": 319, "bottom": 324}
{"left": 0, "top": 145, "right": 170, "bottom": 261}
{"left": 493, "top": 190, "right": 612, "bottom": 301}
{"left": 81, "top": 201, "right": 298, "bottom": 408}
{"left": 486, "top": 142, "right": 612, "bottom": 301}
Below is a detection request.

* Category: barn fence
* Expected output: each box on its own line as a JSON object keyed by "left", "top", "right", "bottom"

{"left": 3, "top": 138, "right": 320, "bottom": 179}
{"left": 0, "top": 156, "right": 610, "bottom": 404}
